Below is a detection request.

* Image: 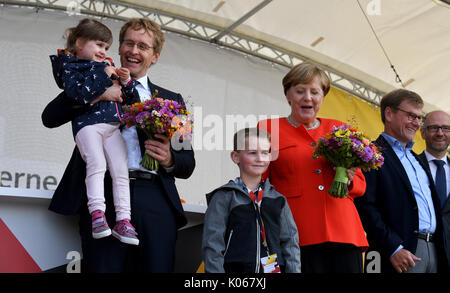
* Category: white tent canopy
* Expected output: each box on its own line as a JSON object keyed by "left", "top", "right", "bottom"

{"left": 3, "top": 0, "right": 449, "bottom": 112}
{"left": 134, "top": 0, "right": 450, "bottom": 112}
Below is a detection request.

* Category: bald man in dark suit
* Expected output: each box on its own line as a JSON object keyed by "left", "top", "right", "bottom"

{"left": 418, "top": 110, "right": 450, "bottom": 269}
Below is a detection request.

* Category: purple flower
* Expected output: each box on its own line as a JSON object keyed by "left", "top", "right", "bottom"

{"left": 361, "top": 146, "right": 374, "bottom": 162}
{"left": 351, "top": 138, "right": 362, "bottom": 151}
{"left": 136, "top": 111, "right": 152, "bottom": 128}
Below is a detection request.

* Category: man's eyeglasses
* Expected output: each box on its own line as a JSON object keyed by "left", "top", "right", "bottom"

{"left": 394, "top": 108, "right": 424, "bottom": 122}
{"left": 123, "top": 40, "right": 153, "bottom": 52}
{"left": 424, "top": 125, "right": 450, "bottom": 133}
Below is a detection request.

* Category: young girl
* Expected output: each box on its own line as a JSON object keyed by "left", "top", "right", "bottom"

{"left": 50, "top": 18, "right": 139, "bottom": 245}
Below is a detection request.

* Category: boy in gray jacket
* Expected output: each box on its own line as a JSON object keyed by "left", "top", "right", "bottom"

{"left": 202, "top": 127, "right": 301, "bottom": 273}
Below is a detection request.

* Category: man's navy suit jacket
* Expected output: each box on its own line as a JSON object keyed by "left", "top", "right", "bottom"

{"left": 355, "top": 135, "right": 446, "bottom": 272}
{"left": 417, "top": 151, "right": 450, "bottom": 267}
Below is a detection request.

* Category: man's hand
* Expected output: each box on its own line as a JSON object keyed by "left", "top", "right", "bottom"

{"left": 91, "top": 81, "right": 123, "bottom": 104}
{"left": 145, "top": 134, "right": 174, "bottom": 168}
{"left": 390, "top": 248, "right": 421, "bottom": 273}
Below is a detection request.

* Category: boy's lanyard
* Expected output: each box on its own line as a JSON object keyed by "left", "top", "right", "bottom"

{"left": 249, "top": 189, "right": 270, "bottom": 256}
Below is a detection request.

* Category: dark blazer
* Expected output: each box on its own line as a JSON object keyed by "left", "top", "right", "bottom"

{"left": 41, "top": 79, "right": 195, "bottom": 229}
{"left": 417, "top": 151, "right": 450, "bottom": 267}
{"left": 355, "top": 135, "right": 445, "bottom": 273}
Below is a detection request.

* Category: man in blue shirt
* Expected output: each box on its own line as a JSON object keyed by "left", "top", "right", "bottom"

{"left": 356, "top": 89, "right": 445, "bottom": 273}
{"left": 419, "top": 110, "right": 450, "bottom": 268}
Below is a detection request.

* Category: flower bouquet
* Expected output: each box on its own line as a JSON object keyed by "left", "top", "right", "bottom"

{"left": 312, "top": 124, "right": 384, "bottom": 198}
{"left": 122, "top": 90, "right": 193, "bottom": 171}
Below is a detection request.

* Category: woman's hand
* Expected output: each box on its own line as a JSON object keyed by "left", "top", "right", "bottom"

{"left": 331, "top": 166, "right": 357, "bottom": 186}
{"left": 345, "top": 167, "right": 359, "bottom": 190}
{"left": 346, "top": 167, "right": 358, "bottom": 184}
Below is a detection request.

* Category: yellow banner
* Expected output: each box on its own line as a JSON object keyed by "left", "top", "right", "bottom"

{"left": 319, "top": 87, "right": 425, "bottom": 153}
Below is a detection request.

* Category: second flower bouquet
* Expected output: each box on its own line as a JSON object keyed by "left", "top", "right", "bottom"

{"left": 312, "top": 124, "right": 384, "bottom": 198}
{"left": 122, "top": 90, "right": 193, "bottom": 171}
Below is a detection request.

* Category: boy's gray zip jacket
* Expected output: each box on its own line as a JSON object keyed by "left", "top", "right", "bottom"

{"left": 202, "top": 179, "right": 301, "bottom": 273}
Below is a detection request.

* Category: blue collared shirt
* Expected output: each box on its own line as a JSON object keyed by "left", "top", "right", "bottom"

{"left": 381, "top": 133, "right": 437, "bottom": 234}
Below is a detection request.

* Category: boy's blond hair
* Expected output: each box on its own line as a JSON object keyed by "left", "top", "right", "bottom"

{"left": 233, "top": 127, "right": 271, "bottom": 152}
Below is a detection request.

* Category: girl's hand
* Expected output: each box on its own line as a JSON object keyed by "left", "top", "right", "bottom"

{"left": 117, "top": 67, "right": 131, "bottom": 82}
{"left": 104, "top": 65, "right": 117, "bottom": 77}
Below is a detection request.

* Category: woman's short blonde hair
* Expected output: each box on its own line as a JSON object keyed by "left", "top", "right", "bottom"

{"left": 282, "top": 62, "right": 331, "bottom": 96}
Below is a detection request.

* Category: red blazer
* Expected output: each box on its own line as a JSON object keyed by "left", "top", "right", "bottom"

{"left": 259, "top": 117, "right": 368, "bottom": 248}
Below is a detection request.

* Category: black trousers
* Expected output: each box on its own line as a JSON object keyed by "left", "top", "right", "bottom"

{"left": 300, "top": 242, "right": 363, "bottom": 273}
{"left": 79, "top": 176, "right": 178, "bottom": 273}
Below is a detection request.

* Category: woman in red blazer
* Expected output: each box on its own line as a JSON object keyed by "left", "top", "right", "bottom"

{"left": 258, "top": 62, "right": 368, "bottom": 273}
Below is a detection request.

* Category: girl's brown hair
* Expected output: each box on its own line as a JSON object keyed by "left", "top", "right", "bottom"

{"left": 65, "top": 18, "right": 113, "bottom": 55}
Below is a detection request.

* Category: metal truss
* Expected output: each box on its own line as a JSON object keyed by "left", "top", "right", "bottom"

{"left": 2, "top": 0, "right": 384, "bottom": 106}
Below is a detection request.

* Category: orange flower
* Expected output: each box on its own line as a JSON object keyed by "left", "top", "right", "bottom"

{"left": 362, "top": 138, "right": 370, "bottom": 146}
{"left": 324, "top": 133, "right": 333, "bottom": 140}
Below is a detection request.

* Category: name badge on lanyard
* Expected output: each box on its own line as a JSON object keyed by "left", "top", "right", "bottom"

{"left": 249, "top": 189, "right": 281, "bottom": 273}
